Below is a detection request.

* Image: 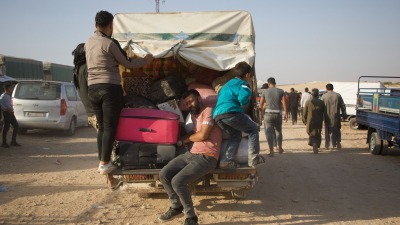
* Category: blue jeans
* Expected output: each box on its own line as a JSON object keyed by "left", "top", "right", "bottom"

{"left": 216, "top": 113, "right": 260, "bottom": 166}
{"left": 159, "top": 152, "right": 217, "bottom": 218}
{"left": 264, "top": 112, "right": 283, "bottom": 152}
{"left": 88, "top": 84, "right": 123, "bottom": 162}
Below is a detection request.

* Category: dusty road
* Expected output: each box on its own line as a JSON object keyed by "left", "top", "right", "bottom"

{"left": 1, "top": 121, "right": 400, "bottom": 225}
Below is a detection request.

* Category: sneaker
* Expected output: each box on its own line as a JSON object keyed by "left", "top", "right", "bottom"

{"left": 158, "top": 206, "right": 183, "bottom": 222}
{"left": 184, "top": 216, "right": 199, "bottom": 225}
{"left": 336, "top": 143, "right": 342, "bottom": 149}
{"left": 219, "top": 161, "right": 239, "bottom": 169}
{"left": 10, "top": 142, "right": 21, "bottom": 147}
{"left": 219, "top": 161, "right": 239, "bottom": 170}
{"left": 268, "top": 153, "right": 274, "bottom": 158}
{"left": 99, "top": 162, "right": 116, "bottom": 175}
{"left": 1, "top": 143, "right": 10, "bottom": 148}
{"left": 278, "top": 148, "right": 284, "bottom": 154}
{"left": 251, "top": 155, "right": 266, "bottom": 167}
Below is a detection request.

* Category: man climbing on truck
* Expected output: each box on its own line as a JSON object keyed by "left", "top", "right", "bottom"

{"left": 213, "top": 62, "right": 265, "bottom": 169}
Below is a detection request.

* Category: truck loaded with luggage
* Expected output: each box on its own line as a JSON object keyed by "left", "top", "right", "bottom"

{"left": 109, "top": 11, "right": 259, "bottom": 199}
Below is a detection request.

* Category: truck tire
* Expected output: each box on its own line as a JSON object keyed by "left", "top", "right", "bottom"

{"left": 381, "top": 140, "right": 389, "bottom": 155}
{"left": 369, "top": 132, "right": 383, "bottom": 155}
{"left": 231, "top": 190, "right": 246, "bottom": 200}
{"left": 349, "top": 118, "right": 359, "bottom": 130}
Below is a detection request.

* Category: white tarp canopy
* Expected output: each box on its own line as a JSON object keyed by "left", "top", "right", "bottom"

{"left": 113, "top": 11, "right": 255, "bottom": 71}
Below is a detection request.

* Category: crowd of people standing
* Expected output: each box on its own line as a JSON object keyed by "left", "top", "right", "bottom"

{"left": 259, "top": 81, "right": 347, "bottom": 154}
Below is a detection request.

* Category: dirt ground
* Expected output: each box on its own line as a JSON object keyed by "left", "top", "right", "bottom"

{"left": 1, "top": 118, "right": 400, "bottom": 225}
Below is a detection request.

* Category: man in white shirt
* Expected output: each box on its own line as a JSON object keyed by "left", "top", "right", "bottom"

{"left": 300, "top": 87, "right": 312, "bottom": 117}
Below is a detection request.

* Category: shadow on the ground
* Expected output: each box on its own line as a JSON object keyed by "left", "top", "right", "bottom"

{"left": 0, "top": 127, "right": 98, "bottom": 174}
{"left": 195, "top": 150, "right": 400, "bottom": 225}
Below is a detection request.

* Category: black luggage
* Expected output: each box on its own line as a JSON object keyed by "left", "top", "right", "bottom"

{"left": 117, "top": 142, "right": 177, "bottom": 170}
{"left": 123, "top": 95, "right": 157, "bottom": 109}
{"left": 148, "top": 76, "right": 187, "bottom": 103}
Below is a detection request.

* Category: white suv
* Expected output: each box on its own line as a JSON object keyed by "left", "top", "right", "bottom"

{"left": 12, "top": 80, "right": 88, "bottom": 135}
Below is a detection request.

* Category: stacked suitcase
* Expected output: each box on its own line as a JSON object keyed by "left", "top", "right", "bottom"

{"left": 115, "top": 108, "right": 180, "bottom": 170}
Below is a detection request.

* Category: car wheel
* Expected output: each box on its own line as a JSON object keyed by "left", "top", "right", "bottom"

{"left": 65, "top": 117, "right": 76, "bottom": 136}
{"left": 349, "top": 117, "right": 359, "bottom": 130}
{"left": 369, "top": 132, "right": 382, "bottom": 155}
{"left": 381, "top": 140, "right": 389, "bottom": 155}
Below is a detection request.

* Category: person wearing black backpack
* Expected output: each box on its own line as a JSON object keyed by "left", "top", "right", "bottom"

{"left": 85, "top": 10, "right": 153, "bottom": 189}
{"left": 73, "top": 38, "right": 130, "bottom": 131}
{"left": 72, "top": 43, "right": 97, "bottom": 129}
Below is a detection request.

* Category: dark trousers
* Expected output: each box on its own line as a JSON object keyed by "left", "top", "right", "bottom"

{"left": 325, "top": 122, "right": 341, "bottom": 148}
{"left": 88, "top": 84, "right": 123, "bottom": 162}
{"left": 2, "top": 111, "right": 18, "bottom": 144}
{"left": 159, "top": 152, "right": 217, "bottom": 218}
{"left": 290, "top": 105, "right": 298, "bottom": 123}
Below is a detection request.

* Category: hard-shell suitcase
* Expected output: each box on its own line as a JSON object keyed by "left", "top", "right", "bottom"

{"left": 115, "top": 108, "right": 180, "bottom": 144}
{"left": 117, "top": 141, "right": 177, "bottom": 170}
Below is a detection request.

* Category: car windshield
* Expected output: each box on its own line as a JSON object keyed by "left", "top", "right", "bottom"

{"left": 15, "top": 82, "right": 61, "bottom": 100}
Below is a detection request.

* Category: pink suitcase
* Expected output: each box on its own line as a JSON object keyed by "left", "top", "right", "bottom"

{"left": 115, "top": 108, "right": 180, "bottom": 144}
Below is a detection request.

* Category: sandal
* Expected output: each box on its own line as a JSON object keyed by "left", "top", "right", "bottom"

{"left": 107, "top": 177, "right": 123, "bottom": 191}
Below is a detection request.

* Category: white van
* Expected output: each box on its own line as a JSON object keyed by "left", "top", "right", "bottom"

{"left": 12, "top": 80, "right": 88, "bottom": 135}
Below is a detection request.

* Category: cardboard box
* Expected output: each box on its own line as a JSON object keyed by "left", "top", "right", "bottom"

{"left": 157, "top": 99, "right": 185, "bottom": 123}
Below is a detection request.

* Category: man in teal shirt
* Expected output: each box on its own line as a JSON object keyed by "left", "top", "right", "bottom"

{"left": 213, "top": 62, "right": 265, "bottom": 169}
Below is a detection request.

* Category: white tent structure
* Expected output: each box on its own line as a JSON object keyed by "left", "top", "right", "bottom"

{"left": 330, "top": 81, "right": 384, "bottom": 116}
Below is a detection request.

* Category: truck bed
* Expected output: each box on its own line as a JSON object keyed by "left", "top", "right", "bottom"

{"left": 109, "top": 165, "right": 257, "bottom": 175}
{"left": 109, "top": 165, "right": 258, "bottom": 195}
{"left": 356, "top": 109, "right": 400, "bottom": 135}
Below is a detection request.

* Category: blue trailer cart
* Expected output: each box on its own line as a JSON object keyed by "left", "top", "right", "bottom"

{"left": 355, "top": 76, "right": 400, "bottom": 155}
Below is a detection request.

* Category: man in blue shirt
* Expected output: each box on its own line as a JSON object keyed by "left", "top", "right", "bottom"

{"left": 0, "top": 84, "right": 21, "bottom": 148}
{"left": 213, "top": 62, "right": 265, "bottom": 169}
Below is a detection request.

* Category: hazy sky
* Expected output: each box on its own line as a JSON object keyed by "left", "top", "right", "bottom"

{"left": 1, "top": 0, "right": 399, "bottom": 85}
